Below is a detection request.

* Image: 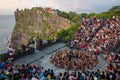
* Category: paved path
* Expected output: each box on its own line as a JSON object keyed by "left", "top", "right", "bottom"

{"left": 15, "top": 42, "right": 66, "bottom": 64}
{"left": 15, "top": 42, "right": 107, "bottom": 75}
{"left": 32, "top": 48, "right": 107, "bottom": 75}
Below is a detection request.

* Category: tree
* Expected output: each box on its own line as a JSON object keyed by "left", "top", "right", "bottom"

{"left": 68, "top": 11, "right": 77, "bottom": 20}
{"left": 113, "top": 10, "right": 120, "bottom": 16}
{"left": 80, "top": 13, "right": 88, "bottom": 18}
{"left": 57, "top": 11, "right": 69, "bottom": 18}
{"left": 71, "top": 15, "right": 80, "bottom": 23}
{"left": 87, "top": 13, "right": 96, "bottom": 18}
{"left": 109, "top": 6, "right": 120, "bottom": 11}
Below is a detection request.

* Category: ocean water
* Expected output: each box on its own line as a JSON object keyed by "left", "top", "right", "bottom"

{"left": 0, "top": 15, "right": 15, "bottom": 54}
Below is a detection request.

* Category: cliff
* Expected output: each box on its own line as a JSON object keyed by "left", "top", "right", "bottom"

{"left": 11, "top": 7, "right": 72, "bottom": 48}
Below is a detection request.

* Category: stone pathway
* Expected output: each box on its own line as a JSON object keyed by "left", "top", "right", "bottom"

{"left": 15, "top": 42, "right": 66, "bottom": 64}
{"left": 15, "top": 42, "right": 107, "bottom": 75}
{"left": 32, "top": 48, "right": 107, "bottom": 75}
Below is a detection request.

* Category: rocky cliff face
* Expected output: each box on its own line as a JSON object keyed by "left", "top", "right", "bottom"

{"left": 11, "top": 7, "right": 72, "bottom": 48}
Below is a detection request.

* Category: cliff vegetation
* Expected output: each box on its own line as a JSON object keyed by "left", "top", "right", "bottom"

{"left": 11, "top": 7, "right": 72, "bottom": 48}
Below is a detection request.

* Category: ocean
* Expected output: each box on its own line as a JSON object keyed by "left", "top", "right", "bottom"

{"left": 0, "top": 15, "right": 15, "bottom": 54}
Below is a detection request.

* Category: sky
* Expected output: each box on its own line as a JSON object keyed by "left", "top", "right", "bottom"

{"left": 0, "top": 0, "right": 120, "bottom": 15}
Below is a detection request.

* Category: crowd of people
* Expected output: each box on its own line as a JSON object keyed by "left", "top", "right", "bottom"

{"left": 50, "top": 49, "right": 98, "bottom": 71}
{"left": 0, "top": 16, "right": 120, "bottom": 80}
{"left": 70, "top": 16, "right": 120, "bottom": 54}
{"left": 0, "top": 59, "right": 55, "bottom": 80}
{"left": 70, "top": 16, "right": 102, "bottom": 51}
{"left": 0, "top": 51, "right": 120, "bottom": 80}
{"left": 89, "top": 16, "right": 120, "bottom": 52}
{"left": 48, "top": 16, "right": 120, "bottom": 80}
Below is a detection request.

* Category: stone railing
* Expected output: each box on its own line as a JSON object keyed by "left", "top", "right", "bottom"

{"left": 0, "top": 39, "right": 62, "bottom": 61}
